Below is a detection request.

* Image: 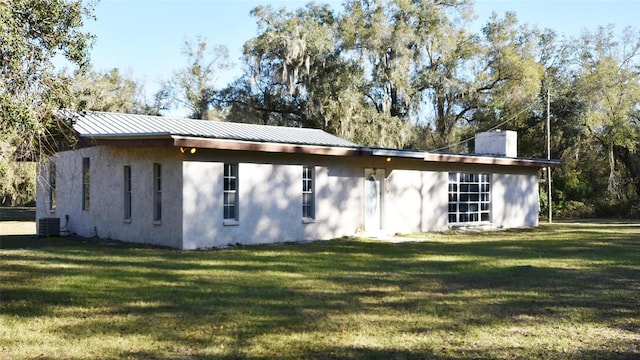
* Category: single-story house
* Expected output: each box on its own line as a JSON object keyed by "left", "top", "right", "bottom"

{"left": 36, "top": 111, "right": 560, "bottom": 249}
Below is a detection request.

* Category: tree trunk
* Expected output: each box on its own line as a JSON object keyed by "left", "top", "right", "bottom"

{"left": 607, "top": 140, "right": 620, "bottom": 198}
{"left": 615, "top": 145, "right": 640, "bottom": 199}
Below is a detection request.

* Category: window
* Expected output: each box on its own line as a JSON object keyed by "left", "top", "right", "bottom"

{"left": 448, "top": 173, "right": 490, "bottom": 224}
{"left": 124, "top": 166, "right": 132, "bottom": 220}
{"left": 82, "top": 158, "right": 90, "bottom": 210}
{"left": 302, "top": 166, "right": 315, "bottom": 220}
{"left": 48, "top": 161, "right": 56, "bottom": 211}
{"left": 153, "top": 163, "right": 162, "bottom": 222}
{"left": 223, "top": 163, "right": 238, "bottom": 221}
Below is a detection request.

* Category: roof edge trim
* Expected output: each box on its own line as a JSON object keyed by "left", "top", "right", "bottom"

{"left": 79, "top": 133, "right": 172, "bottom": 140}
{"left": 172, "top": 136, "right": 363, "bottom": 156}
{"left": 371, "top": 148, "right": 561, "bottom": 168}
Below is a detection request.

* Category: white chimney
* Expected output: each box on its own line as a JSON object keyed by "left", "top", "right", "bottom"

{"left": 475, "top": 130, "right": 517, "bottom": 157}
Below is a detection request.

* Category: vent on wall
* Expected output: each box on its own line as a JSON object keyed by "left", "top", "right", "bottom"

{"left": 38, "top": 217, "right": 60, "bottom": 237}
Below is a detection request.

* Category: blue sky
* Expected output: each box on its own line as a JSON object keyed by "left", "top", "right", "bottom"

{"left": 82, "top": 0, "right": 640, "bottom": 113}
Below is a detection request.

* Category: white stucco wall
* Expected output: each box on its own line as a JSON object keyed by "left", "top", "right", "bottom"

{"left": 307, "top": 164, "right": 362, "bottom": 239}
{"left": 37, "top": 145, "right": 543, "bottom": 249}
{"left": 183, "top": 162, "right": 302, "bottom": 248}
{"left": 182, "top": 156, "right": 364, "bottom": 249}
{"left": 182, "top": 161, "right": 222, "bottom": 248}
{"left": 36, "top": 146, "right": 184, "bottom": 248}
{"left": 491, "top": 171, "right": 540, "bottom": 228}
{"left": 382, "top": 164, "right": 540, "bottom": 233}
{"left": 385, "top": 169, "right": 449, "bottom": 233}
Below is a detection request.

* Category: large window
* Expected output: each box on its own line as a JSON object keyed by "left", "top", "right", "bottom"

{"left": 124, "top": 166, "right": 132, "bottom": 220}
{"left": 153, "top": 163, "right": 162, "bottom": 222}
{"left": 302, "top": 166, "right": 315, "bottom": 220}
{"left": 48, "top": 161, "right": 56, "bottom": 211}
{"left": 82, "top": 158, "right": 90, "bottom": 210}
{"left": 223, "top": 163, "right": 238, "bottom": 221}
{"left": 448, "top": 173, "right": 490, "bottom": 224}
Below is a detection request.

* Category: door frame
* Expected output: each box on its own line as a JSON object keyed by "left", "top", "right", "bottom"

{"left": 364, "top": 168, "right": 385, "bottom": 233}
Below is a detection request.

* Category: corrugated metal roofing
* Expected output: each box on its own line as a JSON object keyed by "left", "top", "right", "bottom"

{"left": 68, "top": 111, "right": 360, "bottom": 148}
{"left": 60, "top": 111, "right": 559, "bottom": 168}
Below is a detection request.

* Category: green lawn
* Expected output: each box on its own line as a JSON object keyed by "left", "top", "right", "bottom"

{"left": 1, "top": 223, "right": 639, "bottom": 359}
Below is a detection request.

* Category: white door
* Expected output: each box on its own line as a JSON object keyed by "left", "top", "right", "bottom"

{"left": 364, "top": 169, "right": 385, "bottom": 233}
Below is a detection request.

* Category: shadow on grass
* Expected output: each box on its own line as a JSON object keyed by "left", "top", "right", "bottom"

{"left": 1, "top": 223, "right": 639, "bottom": 359}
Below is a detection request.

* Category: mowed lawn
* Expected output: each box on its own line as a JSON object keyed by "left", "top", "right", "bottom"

{"left": 1, "top": 223, "right": 639, "bottom": 359}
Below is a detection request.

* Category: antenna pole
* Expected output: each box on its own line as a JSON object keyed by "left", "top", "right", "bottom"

{"left": 547, "top": 88, "right": 552, "bottom": 224}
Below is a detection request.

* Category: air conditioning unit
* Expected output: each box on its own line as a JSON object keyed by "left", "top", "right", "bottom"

{"left": 38, "top": 217, "right": 60, "bottom": 237}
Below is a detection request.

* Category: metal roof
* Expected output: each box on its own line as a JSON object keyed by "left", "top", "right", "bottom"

{"left": 61, "top": 111, "right": 560, "bottom": 167}
{"left": 68, "top": 111, "right": 360, "bottom": 148}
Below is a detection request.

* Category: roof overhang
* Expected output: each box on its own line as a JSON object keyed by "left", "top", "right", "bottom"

{"left": 370, "top": 148, "right": 562, "bottom": 168}
{"left": 78, "top": 134, "right": 561, "bottom": 168}
{"left": 171, "top": 136, "right": 363, "bottom": 156}
{"left": 77, "top": 135, "right": 175, "bottom": 148}
{"left": 78, "top": 134, "right": 363, "bottom": 157}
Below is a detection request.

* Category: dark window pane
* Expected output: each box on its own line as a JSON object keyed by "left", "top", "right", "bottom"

{"left": 223, "top": 164, "right": 239, "bottom": 220}
{"left": 302, "top": 193, "right": 311, "bottom": 204}
{"left": 227, "top": 192, "right": 237, "bottom": 205}
{"left": 224, "top": 206, "right": 235, "bottom": 219}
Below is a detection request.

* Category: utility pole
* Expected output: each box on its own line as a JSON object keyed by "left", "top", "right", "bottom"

{"left": 547, "top": 88, "right": 552, "bottom": 223}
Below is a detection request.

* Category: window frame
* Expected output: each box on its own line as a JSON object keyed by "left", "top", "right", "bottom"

{"left": 82, "top": 157, "right": 90, "bottom": 211}
{"left": 153, "top": 163, "right": 162, "bottom": 223}
{"left": 448, "top": 172, "right": 491, "bottom": 225}
{"left": 302, "top": 166, "right": 315, "bottom": 221}
{"left": 223, "top": 163, "right": 239, "bottom": 224}
{"left": 48, "top": 161, "right": 56, "bottom": 212}
{"left": 124, "top": 165, "right": 132, "bottom": 221}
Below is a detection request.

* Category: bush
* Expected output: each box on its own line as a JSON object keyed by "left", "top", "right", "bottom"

{"left": 593, "top": 198, "right": 640, "bottom": 219}
{"left": 554, "top": 200, "right": 595, "bottom": 219}
{"left": 0, "top": 159, "right": 36, "bottom": 206}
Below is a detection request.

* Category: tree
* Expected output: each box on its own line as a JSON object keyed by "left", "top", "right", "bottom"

{"left": 228, "top": 1, "right": 477, "bottom": 149}
{"left": 1, "top": 0, "right": 94, "bottom": 157}
{"left": 0, "top": 0, "right": 94, "bottom": 206}
{"left": 163, "top": 37, "right": 232, "bottom": 120}
{"left": 233, "top": 1, "right": 550, "bottom": 150}
{"left": 518, "top": 25, "right": 640, "bottom": 216}
{"left": 72, "top": 67, "right": 153, "bottom": 114}
{"left": 574, "top": 26, "right": 640, "bottom": 200}
{"left": 224, "top": 3, "right": 338, "bottom": 128}
{"left": 224, "top": 1, "right": 640, "bottom": 218}
{"left": 0, "top": 142, "right": 36, "bottom": 205}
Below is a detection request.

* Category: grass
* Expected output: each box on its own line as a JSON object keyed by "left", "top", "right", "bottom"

{"left": 1, "top": 222, "right": 639, "bottom": 359}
